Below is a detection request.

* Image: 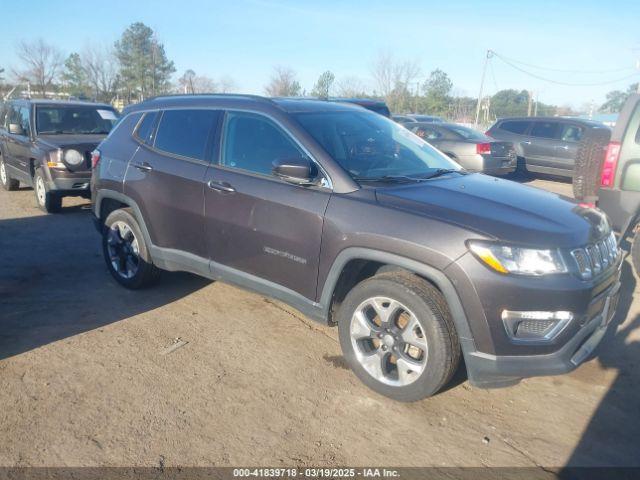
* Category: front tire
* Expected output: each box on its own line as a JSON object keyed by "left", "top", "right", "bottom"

{"left": 102, "top": 208, "right": 160, "bottom": 289}
{"left": 0, "top": 157, "right": 19, "bottom": 191}
{"left": 33, "top": 168, "right": 61, "bottom": 213}
{"left": 337, "top": 271, "right": 460, "bottom": 402}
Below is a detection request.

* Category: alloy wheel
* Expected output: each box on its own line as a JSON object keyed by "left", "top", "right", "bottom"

{"left": 106, "top": 221, "right": 141, "bottom": 279}
{"left": 36, "top": 176, "right": 46, "bottom": 206}
{"left": 0, "top": 161, "right": 6, "bottom": 185}
{"left": 350, "top": 296, "right": 428, "bottom": 386}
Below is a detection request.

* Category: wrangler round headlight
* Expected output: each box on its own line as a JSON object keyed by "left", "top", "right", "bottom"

{"left": 64, "top": 149, "right": 84, "bottom": 166}
{"left": 468, "top": 241, "right": 567, "bottom": 276}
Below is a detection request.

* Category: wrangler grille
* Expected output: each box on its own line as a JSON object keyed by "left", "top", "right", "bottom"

{"left": 571, "top": 232, "right": 618, "bottom": 280}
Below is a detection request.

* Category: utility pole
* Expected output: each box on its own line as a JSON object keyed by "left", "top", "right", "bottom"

{"left": 534, "top": 91, "right": 539, "bottom": 116}
{"left": 474, "top": 49, "right": 493, "bottom": 127}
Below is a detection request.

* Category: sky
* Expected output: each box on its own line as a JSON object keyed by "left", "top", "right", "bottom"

{"left": 0, "top": 0, "right": 639, "bottom": 108}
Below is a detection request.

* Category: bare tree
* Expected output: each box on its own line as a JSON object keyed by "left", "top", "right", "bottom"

{"left": 264, "top": 66, "right": 301, "bottom": 97}
{"left": 370, "top": 51, "right": 420, "bottom": 112}
{"left": 335, "top": 76, "right": 369, "bottom": 97}
{"left": 217, "top": 75, "right": 237, "bottom": 93}
{"left": 82, "top": 45, "right": 119, "bottom": 102}
{"left": 178, "top": 70, "right": 219, "bottom": 93}
{"left": 14, "top": 38, "right": 64, "bottom": 96}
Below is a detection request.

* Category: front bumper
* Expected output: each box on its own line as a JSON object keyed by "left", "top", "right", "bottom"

{"left": 47, "top": 169, "right": 91, "bottom": 193}
{"left": 463, "top": 273, "right": 621, "bottom": 388}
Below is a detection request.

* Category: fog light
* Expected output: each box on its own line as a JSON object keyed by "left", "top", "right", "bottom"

{"left": 501, "top": 310, "right": 573, "bottom": 342}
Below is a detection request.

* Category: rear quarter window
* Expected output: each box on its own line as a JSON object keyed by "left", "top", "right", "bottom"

{"left": 500, "top": 120, "right": 531, "bottom": 135}
{"left": 134, "top": 111, "right": 158, "bottom": 145}
{"left": 154, "top": 109, "right": 220, "bottom": 161}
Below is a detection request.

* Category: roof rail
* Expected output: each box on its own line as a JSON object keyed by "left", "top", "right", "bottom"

{"left": 142, "top": 93, "right": 277, "bottom": 105}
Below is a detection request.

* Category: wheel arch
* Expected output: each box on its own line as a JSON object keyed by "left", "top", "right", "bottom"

{"left": 319, "top": 248, "right": 474, "bottom": 342}
{"left": 95, "top": 190, "right": 153, "bottom": 249}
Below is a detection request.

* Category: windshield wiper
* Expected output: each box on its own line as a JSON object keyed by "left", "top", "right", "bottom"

{"left": 422, "top": 168, "right": 464, "bottom": 180}
{"left": 353, "top": 175, "right": 428, "bottom": 183}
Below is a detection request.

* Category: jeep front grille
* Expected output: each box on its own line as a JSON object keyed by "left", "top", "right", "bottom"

{"left": 571, "top": 232, "right": 618, "bottom": 280}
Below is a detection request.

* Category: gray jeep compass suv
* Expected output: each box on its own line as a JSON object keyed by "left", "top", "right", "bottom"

{"left": 91, "top": 94, "right": 622, "bottom": 401}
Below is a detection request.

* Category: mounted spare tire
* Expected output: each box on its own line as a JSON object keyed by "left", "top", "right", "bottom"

{"left": 573, "top": 127, "right": 611, "bottom": 201}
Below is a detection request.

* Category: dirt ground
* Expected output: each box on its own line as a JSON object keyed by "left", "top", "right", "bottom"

{"left": 0, "top": 175, "right": 638, "bottom": 468}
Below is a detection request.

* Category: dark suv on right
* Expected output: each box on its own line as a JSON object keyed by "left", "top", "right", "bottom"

{"left": 487, "top": 116, "right": 610, "bottom": 178}
{"left": 92, "top": 95, "right": 622, "bottom": 402}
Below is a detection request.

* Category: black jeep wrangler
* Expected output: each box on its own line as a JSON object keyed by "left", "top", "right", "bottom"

{"left": 0, "top": 99, "right": 118, "bottom": 212}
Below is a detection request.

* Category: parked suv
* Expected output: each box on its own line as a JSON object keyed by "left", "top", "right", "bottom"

{"left": 487, "top": 116, "right": 610, "bottom": 178}
{"left": 0, "top": 99, "right": 118, "bottom": 212}
{"left": 92, "top": 95, "right": 621, "bottom": 401}
{"left": 598, "top": 94, "right": 640, "bottom": 273}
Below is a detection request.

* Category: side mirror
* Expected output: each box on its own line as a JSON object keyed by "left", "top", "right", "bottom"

{"left": 272, "top": 157, "right": 317, "bottom": 185}
{"left": 8, "top": 123, "right": 25, "bottom": 136}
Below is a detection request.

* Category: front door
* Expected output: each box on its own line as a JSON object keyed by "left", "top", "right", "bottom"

{"left": 124, "top": 109, "right": 221, "bottom": 259}
{"left": 203, "top": 111, "right": 331, "bottom": 300}
{"left": 4, "top": 105, "right": 33, "bottom": 181}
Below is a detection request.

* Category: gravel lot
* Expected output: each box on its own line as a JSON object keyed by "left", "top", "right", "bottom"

{"left": 0, "top": 174, "right": 638, "bottom": 468}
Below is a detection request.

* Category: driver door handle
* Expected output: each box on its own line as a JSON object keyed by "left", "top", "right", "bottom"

{"left": 207, "top": 180, "right": 236, "bottom": 193}
{"left": 133, "top": 162, "right": 153, "bottom": 172}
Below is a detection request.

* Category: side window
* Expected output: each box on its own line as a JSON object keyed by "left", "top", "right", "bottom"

{"left": 530, "top": 121, "right": 560, "bottom": 139}
{"left": 19, "top": 107, "right": 31, "bottom": 136}
{"left": 221, "top": 112, "right": 306, "bottom": 176}
{"left": 412, "top": 126, "right": 442, "bottom": 140}
{"left": 7, "top": 106, "right": 21, "bottom": 130}
{"left": 560, "top": 124, "right": 584, "bottom": 142}
{"left": 134, "top": 111, "right": 158, "bottom": 145}
{"left": 154, "top": 109, "right": 220, "bottom": 161}
{"left": 500, "top": 121, "right": 530, "bottom": 135}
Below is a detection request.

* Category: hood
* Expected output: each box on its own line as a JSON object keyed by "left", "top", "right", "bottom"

{"left": 375, "top": 173, "right": 608, "bottom": 248}
{"left": 36, "top": 134, "right": 106, "bottom": 150}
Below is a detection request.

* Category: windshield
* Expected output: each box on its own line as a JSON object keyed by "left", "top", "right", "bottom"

{"left": 446, "top": 125, "right": 490, "bottom": 141}
{"left": 294, "top": 110, "right": 461, "bottom": 181}
{"left": 35, "top": 105, "right": 118, "bottom": 135}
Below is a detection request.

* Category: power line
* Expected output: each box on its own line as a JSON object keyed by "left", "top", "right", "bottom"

{"left": 492, "top": 52, "right": 639, "bottom": 87}
{"left": 492, "top": 52, "right": 635, "bottom": 74}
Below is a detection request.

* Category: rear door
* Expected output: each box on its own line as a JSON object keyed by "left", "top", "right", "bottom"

{"left": 554, "top": 122, "right": 584, "bottom": 171}
{"left": 203, "top": 110, "right": 331, "bottom": 300}
{"left": 525, "top": 120, "right": 562, "bottom": 168}
{"left": 124, "top": 108, "right": 220, "bottom": 258}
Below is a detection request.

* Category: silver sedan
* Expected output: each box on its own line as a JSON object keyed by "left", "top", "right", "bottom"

{"left": 406, "top": 122, "right": 516, "bottom": 176}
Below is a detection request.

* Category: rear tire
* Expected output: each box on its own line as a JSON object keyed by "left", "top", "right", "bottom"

{"left": 102, "top": 208, "right": 160, "bottom": 289}
{"left": 573, "top": 128, "right": 611, "bottom": 201}
{"left": 33, "top": 168, "right": 62, "bottom": 213}
{"left": 0, "top": 157, "right": 19, "bottom": 191}
{"left": 337, "top": 271, "right": 460, "bottom": 402}
{"left": 631, "top": 229, "right": 640, "bottom": 277}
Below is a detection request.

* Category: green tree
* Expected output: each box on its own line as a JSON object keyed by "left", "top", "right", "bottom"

{"left": 311, "top": 70, "right": 335, "bottom": 99}
{"left": 490, "top": 89, "right": 530, "bottom": 117}
{"left": 600, "top": 83, "right": 639, "bottom": 113}
{"left": 61, "top": 53, "right": 89, "bottom": 98}
{"left": 114, "top": 22, "right": 175, "bottom": 101}
{"left": 420, "top": 69, "right": 453, "bottom": 115}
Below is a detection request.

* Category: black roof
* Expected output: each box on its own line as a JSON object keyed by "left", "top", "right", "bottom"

{"left": 497, "top": 116, "right": 608, "bottom": 128}
{"left": 124, "top": 94, "right": 367, "bottom": 115}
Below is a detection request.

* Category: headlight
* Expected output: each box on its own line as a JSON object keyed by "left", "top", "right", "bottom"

{"left": 64, "top": 149, "right": 84, "bottom": 166}
{"left": 468, "top": 241, "right": 567, "bottom": 276}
